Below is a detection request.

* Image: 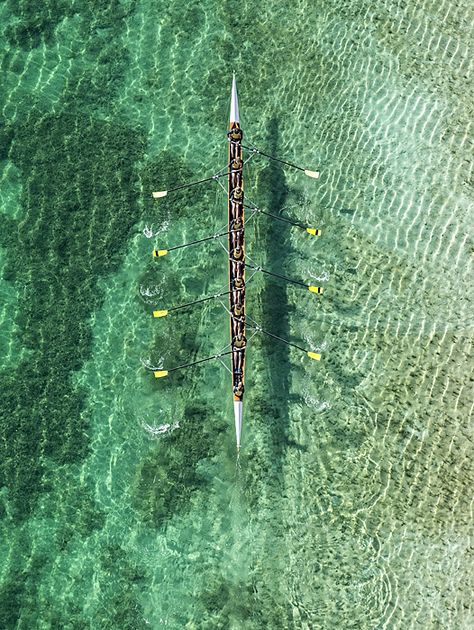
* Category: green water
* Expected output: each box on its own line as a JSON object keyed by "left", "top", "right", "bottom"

{"left": 1, "top": 0, "right": 473, "bottom": 628}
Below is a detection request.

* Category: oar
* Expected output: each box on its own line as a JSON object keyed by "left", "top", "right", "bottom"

{"left": 245, "top": 263, "right": 324, "bottom": 294}
{"left": 246, "top": 320, "right": 321, "bottom": 361}
{"left": 153, "top": 230, "right": 230, "bottom": 257}
{"left": 153, "top": 350, "right": 234, "bottom": 378}
{"left": 245, "top": 204, "right": 321, "bottom": 236}
{"left": 153, "top": 290, "right": 231, "bottom": 318}
{"left": 243, "top": 145, "right": 319, "bottom": 179}
{"left": 152, "top": 171, "right": 230, "bottom": 198}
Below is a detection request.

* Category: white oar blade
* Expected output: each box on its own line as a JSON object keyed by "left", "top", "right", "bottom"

{"left": 152, "top": 190, "right": 168, "bottom": 198}
{"left": 304, "top": 170, "right": 320, "bottom": 179}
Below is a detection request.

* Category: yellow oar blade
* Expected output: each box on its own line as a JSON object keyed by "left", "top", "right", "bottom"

{"left": 154, "top": 370, "right": 169, "bottom": 378}
{"left": 152, "top": 191, "right": 168, "bottom": 198}
{"left": 308, "top": 285, "right": 324, "bottom": 294}
{"left": 306, "top": 228, "right": 322, "bottom": 236}
{"left": 153, "top": 310, "right": 169, "bottom": 318}
{"left": 153, "top": 249, "right": 168, "bottom": 257}
{"left": 304, "top": 170, "right": 320, "bottom": 179}
{"left": 307, "top": 351, "right": 321, "bottom": 361}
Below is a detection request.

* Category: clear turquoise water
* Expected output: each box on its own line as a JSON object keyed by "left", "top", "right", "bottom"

{"left": 0, "top": 0, "right": 473, "bottom": 628}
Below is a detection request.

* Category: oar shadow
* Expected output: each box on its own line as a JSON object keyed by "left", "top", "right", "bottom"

{"left": 253, "top": 118, "right": 303, "bottom": 456}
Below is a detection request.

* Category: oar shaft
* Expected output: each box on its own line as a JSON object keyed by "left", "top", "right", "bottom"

{"left": 168, "top": 230, "right": 230, "bottom": 252}
{"left": 167, "top": 172, "right": 230, "bottom": 194}
{"left": 245, "top": 263, "right": 307, "bottom": 288}
{"left": 246, "top": 322, "right": 307, "bottom": 353}
{"left": 168, "top": 350, "right": 234, "bottom": 373}
{"left": 258, "top": 208, "right": 305, "bottom": 230}
{"left": 243, "top": 145, "right": 305, "bottom": 173}
{"left": 169, "top": 291, "right": 231, "bottom": 313}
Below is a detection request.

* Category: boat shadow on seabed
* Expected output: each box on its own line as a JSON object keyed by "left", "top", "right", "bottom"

{"left": 255, "top": 117, "right": 308, "bottom": 461}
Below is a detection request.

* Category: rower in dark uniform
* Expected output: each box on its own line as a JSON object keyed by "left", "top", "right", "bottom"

{"left": 232, "top": 186, "right": 243, "bottom": 201}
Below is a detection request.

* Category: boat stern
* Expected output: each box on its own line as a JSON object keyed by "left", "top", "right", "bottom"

{"left": 233, "top": 399, "right": 243, "bottom": 449}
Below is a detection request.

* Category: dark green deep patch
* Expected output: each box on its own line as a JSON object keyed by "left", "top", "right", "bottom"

{"left": 4, "top": 0, "right": 138, "bottom": 50}
{"left": 133, "top": 402, "right": 228, "bottom": 527}
{"left": 0, "top": 116, "right": 218, "bottom": 525}
{"left": 0, "top": 112, "right": 145, "bottom": 519}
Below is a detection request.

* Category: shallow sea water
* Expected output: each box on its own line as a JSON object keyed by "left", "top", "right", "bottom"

{"left": 0, "top": 0, "right": 473, "bottom": 628}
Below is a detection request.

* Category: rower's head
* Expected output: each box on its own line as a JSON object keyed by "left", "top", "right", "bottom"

{"left": 233, "top": 334, "right": 247, "bottom": 349}
{"left": 231, "top": 158, "right": 243, "bottom": 170}
{"left": 227, "top": 128, "right": 242, "bottom": 141}
{"left": 233, "top": 303, "right": 244, "bottom": 317}
{"left": 233, "top": 382, "right": 244, "bottom": 397}
{"left": 233, "top": 246, "right": 243, "bottom": 260}
{"left": 233, "top": 218, "right": 243, "bottom": 230}
{"left": 232, "top": 186, "right": 243, "bottom": 200}
{"left": 233, "top": 277, "right": 244, "bottom": 289}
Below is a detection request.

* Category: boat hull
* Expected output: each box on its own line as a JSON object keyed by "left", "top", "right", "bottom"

{"left": 228, "top": 119, "right": 246, "bottom": 448}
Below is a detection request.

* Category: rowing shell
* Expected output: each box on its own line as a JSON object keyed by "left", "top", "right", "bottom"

{"left": 228, "top": 76, "right": 246, "bottom": 449}
{"left": 150, "top": 76, "right": 323, "bottom": 451}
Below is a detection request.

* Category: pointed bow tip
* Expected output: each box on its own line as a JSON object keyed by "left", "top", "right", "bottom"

{"left": 230, "top": 75, "right": 240, "bottom": 124}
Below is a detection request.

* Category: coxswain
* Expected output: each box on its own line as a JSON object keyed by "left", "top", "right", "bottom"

{"left": 233, "top": 382, "right": 244, "bottom": 398}
{"left": 228, "top": 128, "right": 242, "bottom": 141}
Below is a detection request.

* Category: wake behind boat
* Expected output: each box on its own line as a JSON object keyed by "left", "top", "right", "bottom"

{"left": 148, "top": 76, "right": 323, "bottom": 450}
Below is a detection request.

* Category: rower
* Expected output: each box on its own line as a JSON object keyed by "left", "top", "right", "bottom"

{"left": 231, "top": 157, "right": 243, "bottom": 170}
{"left": 233, "top": 334, "right": 247, "bottom": 349}
{"left": 232, "top": 186, "right": 243, "bottom": 200}
{"left": 227, "top": 128, "right": 242, "bottom": 141}
{"left": 232, "top": 218, "right": 243, "bottom": 231}
{"left": 233, "top": 277, "right": 245, "bottom": 290}
{"left": 232, "top": 246, "right": 243, "bottom": 260}
{"left": 233, "top": 303, "right": 244, "bottom": 317}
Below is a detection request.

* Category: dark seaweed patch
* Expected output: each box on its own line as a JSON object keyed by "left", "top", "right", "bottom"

{"left": 65, "top": 42, "right": 131, "bottom": 109}
{"left": 0, "top": 571, "right": 25, "bottom": 630}
{"left": 0, "top": 112, "right": 145, "bottom": 520}
{"left": 199, "top": 577, "right": 285, "bottom": 629}
{"left": 4, "top": 0, "right": 138, "bottom": 50}
{"left": 93, "top": 544, "right": 148, "bottom": 630}
{"left": 132, "top": 402, "right": 227, "bottom": 527}
{"left": 199, "top": 579, "right": 256, "bottom": 626}
{"left": 0, "top": 120, "right": 14, "bottom": 161}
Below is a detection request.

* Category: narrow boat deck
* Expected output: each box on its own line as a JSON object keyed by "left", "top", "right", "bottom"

{"left": 228, "top": 77, "right": 246, "bottom": 449}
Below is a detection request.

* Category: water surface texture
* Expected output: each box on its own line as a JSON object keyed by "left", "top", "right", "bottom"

{"left": 1, "top": 0, "right": 473, "bottom": 628}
